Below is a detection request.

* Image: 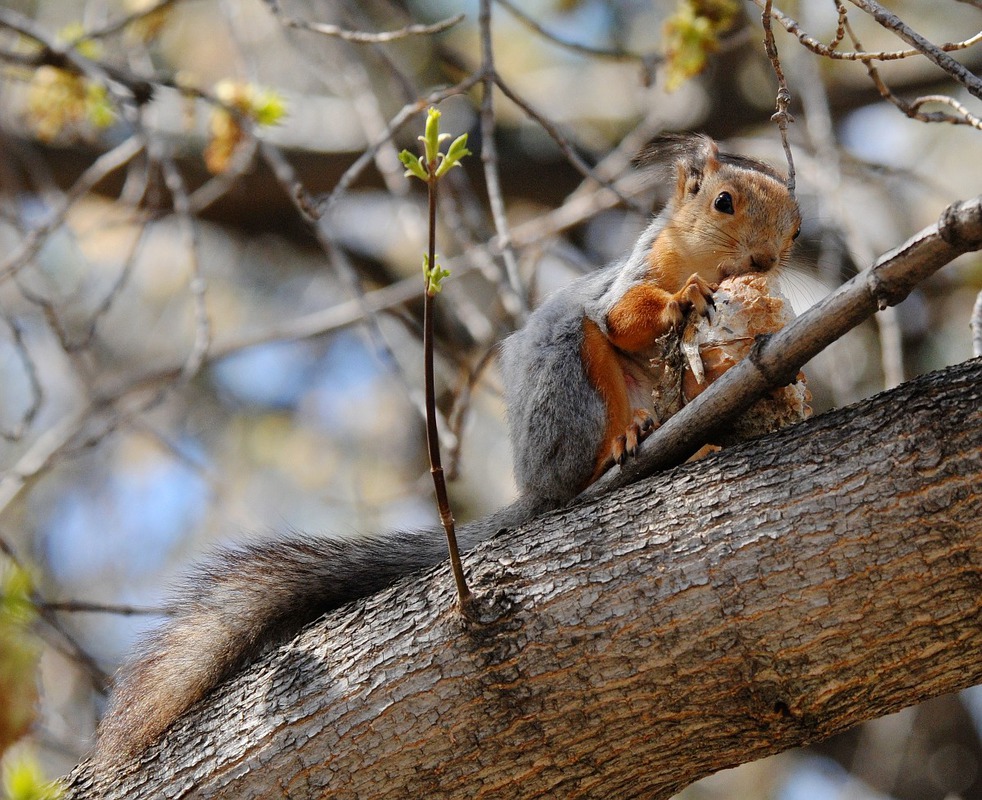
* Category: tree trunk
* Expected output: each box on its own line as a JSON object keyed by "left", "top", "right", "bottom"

{"left": 65, "top": 358, "right": 982, "bottom": 800}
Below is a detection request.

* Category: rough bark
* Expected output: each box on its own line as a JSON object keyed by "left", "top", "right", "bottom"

{"left": 65, "top": 358, "right": 982, "bottom": 799}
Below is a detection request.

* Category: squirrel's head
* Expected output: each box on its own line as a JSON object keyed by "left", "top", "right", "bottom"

{"left": 663, "top": 136, "right": 801, "bottom": 281}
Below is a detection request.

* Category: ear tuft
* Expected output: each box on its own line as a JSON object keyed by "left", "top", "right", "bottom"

{"left": 657, "top": 134, "right": 719, "bottom": 198}
{"left": 687, "top": 134, "right": 721, "bottom": 176}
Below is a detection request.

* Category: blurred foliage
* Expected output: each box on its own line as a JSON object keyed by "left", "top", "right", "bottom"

{"left": 24, "top": 25, "right": 115, "bottom": 142}
{"left": 662, "top": 0, "right": 740, "bottom": 91}
{"left": 123, "top": 0, "right": 174, "bottom": 44}
{"left": 205, "top": 80, "right": 287, "bottom": 173}
{"left": 1, "top": 750, "right": 63, "bottom": 800}
{"left": 0, "top": 564, "right": 39, "bottom": 759}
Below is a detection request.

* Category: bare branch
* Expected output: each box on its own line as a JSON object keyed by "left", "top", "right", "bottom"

{"left": 68, "top": 221, "right": 150, "bottom": 352}
{"left": 76, "top": 0, "right": 182, "bottom": 41}
{"left": 39, "top": 600, "right": 164, "bottom": 616}
{"left": 762, "top": 2, "right": 982, "bottom": 62}
{"left": 494, "top": 0, "right": 661, "bottom": 82}
{"left": 847, "top": 0, "right": 982, "bottom": 100}
{"left": 188, "top": 135, "right": 261, "bottom": 213}
{"left": 478, "top": 0, "right": 524, "bottom": 314}
{"left": 9, "top": 213, "right": 148, "bottom": 357}
{"left": 791, "top": 6, "right": 903, "bottom": 390}
{"left": 842, "top": 14, "right": 982, "bottom": 129}
{"left": 0, "top": 135, "right": 146, "bottom": 284}
{"left": 492, "top": 74, "right": 648, "bottom": 215}
{"left": 317, "top": 76, "right": 482, "bottom": 217}
{"left": 0, "top": 7, "right": 153, "bottom": 105}
{"left": 160, "top": 156, "right": 211, "bottom": 385}
{"left": 756, "top": 0, "right": 982, "bottom": 129}
{"left": 0, "top": 311, "right": 43, "bottom": 442}
{"left": 906, "top": 94, "right": 982, "bottom": 129}
{"left": 86, "top": 166, "right": 645, "bottom": 405}
{"left": 262, "top": 1, "right": 464, "bottom": 44}
{"left": 0, "top": 409, "right": 88, "bottom": 517}
{"left": 761, "top": 0, "right": 797, "bottom": 193}
{"left": 0, "top": 533, "right": 111, "bottom": 692}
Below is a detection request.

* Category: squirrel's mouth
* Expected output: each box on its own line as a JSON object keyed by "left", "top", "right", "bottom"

{"left": 721, "top": 252, "right": 778, "bottom": 277}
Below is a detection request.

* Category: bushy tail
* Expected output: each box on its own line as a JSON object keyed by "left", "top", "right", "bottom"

{"left": 95, "top": 494, "right": 546, "bottom": 763}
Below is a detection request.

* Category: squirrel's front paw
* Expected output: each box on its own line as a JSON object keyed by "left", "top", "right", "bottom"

{"left": 676, "top": 273, "right": 718, "bottom": 318}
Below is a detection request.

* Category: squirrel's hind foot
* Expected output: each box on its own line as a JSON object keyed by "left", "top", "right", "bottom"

{"left": 595, "top": 409, "right": 657, "bottom": 479}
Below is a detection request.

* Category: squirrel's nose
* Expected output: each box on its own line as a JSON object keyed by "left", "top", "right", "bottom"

{"left": 750, "top": 251, "right": 778, "bottom": 272}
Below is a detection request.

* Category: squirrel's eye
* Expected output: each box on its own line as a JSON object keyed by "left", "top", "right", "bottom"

{"left": 792, "top": 228, "right": 801, "bottom": 240}
{"left": 713, "top": 191, "right": 734, "bottom": 214}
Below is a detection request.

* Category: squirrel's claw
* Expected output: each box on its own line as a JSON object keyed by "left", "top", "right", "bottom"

{"left": 678, "top": 273, "right": 718, "bottom": 318}
{"left": 608, "top": 410, "right": 657, "bottom": 469}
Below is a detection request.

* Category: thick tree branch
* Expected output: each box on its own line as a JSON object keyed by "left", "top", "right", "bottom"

{"left": 66, "top": 357, "right": 982, "bottom": 798}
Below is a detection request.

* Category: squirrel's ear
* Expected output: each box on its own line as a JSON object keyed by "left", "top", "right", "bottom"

{"left": 670, "top": 134, "right": 721, "bottom": 200}
{"left": 698, "top": 136, "right": 721, "bottom": 171}
{"left": 676, "top": 136, "right": 716, "bottom": 197}
{"left": 676, "top": 158, "right": 702, "bottom": 198}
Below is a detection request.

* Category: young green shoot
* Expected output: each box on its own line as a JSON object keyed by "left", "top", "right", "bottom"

{"left": 400, "top": 107, "right": 474, "bottom": 614}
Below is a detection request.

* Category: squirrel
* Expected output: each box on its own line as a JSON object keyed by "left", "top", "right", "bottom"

{"left": 94, "top": 135, "right": 801, "bottom": 764}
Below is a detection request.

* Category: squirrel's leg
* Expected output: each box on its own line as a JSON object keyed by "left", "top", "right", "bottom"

{"left": 583, "top": 273, "right": 717, "bottom": 481}
{"left": 581, "top": 318, "right": 655, "bottom": 482}
{"left": 605, "top": 274, "right": 717, "bottom": 351}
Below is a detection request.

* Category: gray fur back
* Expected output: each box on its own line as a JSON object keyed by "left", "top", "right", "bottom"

{"left": 500, "top": 266, "right": 612, "bottom": 504}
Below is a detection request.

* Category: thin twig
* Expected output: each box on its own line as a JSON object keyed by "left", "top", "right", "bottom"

{"left": 73, "top": 0, "right": 181, "bottom": 41}
{"left": 160, "top": 157, "right": 211, "bottom": 385}
{"left": 847, "top": 0, "right": 982, "bottom": 100}
{"left": 0, "top": 409, "right": 88, "bottom": 517}
{"left": 0, "top": 135, "right": 146, "bottom": 284}
{"left": 52, "top": 152, "right": 215, "bottom": 460}
{"left": 0, "top": 7, "right": 153, "bottom": 105}
{"left": 841, "top": 14, "right": 982, "bottom": 130}
{"left": 39, "top": 600, "right": 165, "bottom": 616}
{"left": 906, "top": 94, "right": 982, "bottom": 130}
{"left": 761, "top": 0, "right": 796, "bottom": 193}
{"left": 761, "top": 2, "right": 982, "bottom": 62}
{"left": 478, "top": 0, "right": 525, "bottom": 315}
{"left": 411, "top": 112, "right": 474, "bottom": 613}
{"left": 263, "top": 1, "right": 464, "bottom": 44}
{"left": 188, "top": 135, "right": 261, "bottom": 213}
{"left": 423, "top": 190, "right": 472, "bottom": 614}
{"left": 317, "top": 75, "right": 482, "bottom": 218}
{"left": 757, "top": 0, "right": 982, "bottom": 128}
{"left": 494, "top": 0, "right": 661, "bottom": 83}
{"left": 13, "top": 214, "right": 147, "bottom": 356}
{"left": 493, "top": 74, "right": 648, "bottom": 215}
{"left": 0, "top": 535, "right": 112, "bottom": 692}
{"left": 446, "top": 343, "right": 501, "bottom": 480}
{"left": 71, "top": 219, "right": 151, "bottom": 350}
{"left": 791, "top": 25, "right": 905, "bottom": 392}
{"left": 89, "top": 168, "right": 645, "bottom": 403}
{"left": 259, "top": 138, "right": 445, "bottom": 447}
{"left": 0, "top": 312, "right": 43, "bottom": 441}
